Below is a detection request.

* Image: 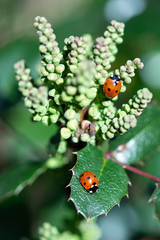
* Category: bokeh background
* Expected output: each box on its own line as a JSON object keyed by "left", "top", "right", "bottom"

{"left": 0, "top": 0, "right": 160, "bottom": 239}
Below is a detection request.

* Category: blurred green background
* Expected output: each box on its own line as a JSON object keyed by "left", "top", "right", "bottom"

{"left": 0, "top": 0, "right": 160, "bottom": 239}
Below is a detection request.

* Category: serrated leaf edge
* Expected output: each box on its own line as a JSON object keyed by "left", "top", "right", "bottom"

{"left": 148, "top": 183, "right": 160, "bottom": 220}
{"left": 0, "top": 165, "right": 47, "bottom": 203}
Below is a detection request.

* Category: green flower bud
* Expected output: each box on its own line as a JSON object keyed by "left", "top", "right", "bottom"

{"left": 72, "top": 136, "right": 79, "bottom": 143}
{"left": 75, "top": 94, "right": 85, "bottom": 102}
{"left": 127, "top": 66, "right": 134, "bottom": 73}
{"left": 39, "top": 35, "right": 48, "bottom": 44}
{"left": 49, "top": 89, "right": 56, "bottom": 97}
{"left": 115, "top": 37, "right": 123, "bottom": 44}
{"left": 33, "top": 114, "right": 41, "bottom": 121}
{"left": 60, "top": 127, "right": 71, "bottom": 139}
{"left": 70, "top": 57, "right": 78, "bottom": 65}
{"left": 48, "top": 107, "right": 56, "bottom": 114}
{"left": 112, "top": 95, "right": 118, "bottom": 101}
{"left": 39, "top": 44, "right": 47, "bottom": 53}
{"left": 101, "top": 125, "right": 108, "bottom": 133}
{"left": 47, "top": 73, "right": 57, "bottom": 81}
{"left": 42, "top": 116, "right": 50, "bottom": 125}
{"left": 56, "top": 78, "right": 64, "bottom": 85}
{"left": 57, "top": 140, "right": 67, "bottom": 154}
{"left": 36, "top": 105, "right": 47, "bottom": 114}
{"left": 66, "top": 86, "right": 77, "bottom": 96}
{"left": 99, "top": 77, "right": 106, "bottom": 85}
{"left": 106, "top": 131, "right": 114, "bottom": 138}
{"left": 24, "top": 98, "right": 32, "bottom": 107}
{"left": 45, "top": 54, "right": 52, "bottom": 62}
{"left": 50, "top": 114, "right": 59, "bottom": 123}
{"left": 89, "top": 106, "right": 99, "bottom": 118}
{"left": 54, "top": 94, "right": 60, "bottom": 105}
{"left": 81, "top": 133, "right": 90, "bottom": 142}
{"left": 94, "top": 72, "right": 102, "bottom": 80}
{"left": 102, "top": 101, "right": 112, "bottom": 107}
{"left": 56, "top": 64, "right": 65, "bottom": 73}
{"left": 86, "top": 88, "right": 97, "bottom": 99}
{"left": 46, "top": 63, "right": 55, "bottom": 72}
{"left": 110, "top": 126, "right": 117, "bottom": 133}
{"left": 64, "top": 109, "right": 76, "bottom": 120}
{"left": 80, "top": 98, "right": 91, "bottom": 107}
{"left": 78, "top": 86, "right": 87, "bottom": 94}
{"left": 69, "top": 65, "right": 77, "bottom": 73}
{"left": 67, "top": 119, "right": 79, "bottom": 130}
{"left": 104, "top": 63, "right": 111, "bottom": 71}
{"left": 61, "top": 92, "right": 72, "bottom": 102}
{"left": 120, "top": 85, "right": 126, "bottom": 92}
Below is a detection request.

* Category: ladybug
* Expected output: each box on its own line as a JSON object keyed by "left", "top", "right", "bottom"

{"left": 80, "top": 171, "right": 99, "bottom": 194}
{"left": 103, "top": 74, "right": 122, "bottom": 98}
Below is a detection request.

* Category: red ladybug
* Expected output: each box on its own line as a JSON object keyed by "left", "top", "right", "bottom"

{"left": 103, "top": 74, "right": 122, "bottom": 98}
{"left": 80, "top": 171, "right": 99, "bottom": 194}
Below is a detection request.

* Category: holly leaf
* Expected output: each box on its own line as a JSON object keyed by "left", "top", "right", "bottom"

{"left": 0, "top": 162, "right": 46, "bottom": 202}
{"left": 109, "top": 105, "right": 160, "bottom": 165}
{"left": 150, "top": 184, "right": 160, "bottom": 221}
{"left": 70, "top": 145, "right": 129, "bottom": 219}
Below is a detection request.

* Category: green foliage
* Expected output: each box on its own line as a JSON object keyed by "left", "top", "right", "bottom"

{"left": 70, "top": 145, "right": 128, "bottom": 219}
{"left": 110, "top": 105, "right": 160, "bottom": 164}
{"left": 150, "top": 184, "right": 160, "bottom": 221}
{"left": 0, "top": 163, "right": 46, "bottom": 202}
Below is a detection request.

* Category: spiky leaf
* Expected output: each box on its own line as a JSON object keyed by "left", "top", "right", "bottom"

{"left": 150, "top": 184, "right": 160, "bottom": 221}
{"left": 0, "top": 163, "right": 46, "bottom": 202}
{"left": 70, "top": 145, "right": 128, "bottom": 219}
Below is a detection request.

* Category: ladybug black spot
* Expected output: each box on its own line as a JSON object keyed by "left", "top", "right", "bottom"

{"left": 108, "top": 88, "right": 111, "bottom": 91}
{"left": 80, "top": 173, "right": 84, "bottom": 177}
{"left": 86, "top": 176, "right": 90, "bottom": 179}
{"left": 115, "top": 90, "right": 118, "bottom": 93}
{"left": 84, "top": 182, "right": 86, "bottom": 185}
{"left": 94, "top": 175, "right": 96, "bottom": 177}
{"left": 105, "top": 83, "right": 107, "bottom": 85}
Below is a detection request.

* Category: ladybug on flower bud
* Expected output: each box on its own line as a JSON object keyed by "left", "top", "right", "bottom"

{"left": 103, "top": 74, "right": 122, "bottom": 98}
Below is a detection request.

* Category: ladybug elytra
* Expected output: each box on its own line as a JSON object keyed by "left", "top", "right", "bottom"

{"left": 80, "top": 171, "right": 99, "bottom": 194}
{"left": 103, "top": 74, "right": 122, "bottom": 98}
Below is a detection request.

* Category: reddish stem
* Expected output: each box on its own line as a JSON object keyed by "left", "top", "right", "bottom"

{"left": 109, "top": 157, "right": 160, "bottom": 183}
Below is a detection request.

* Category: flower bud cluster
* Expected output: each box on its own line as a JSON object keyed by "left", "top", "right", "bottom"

{"left": 34, "top": 16, "right": 65, "bottom": 85}
{"left": 14, "top": 60, "right": 61, "bottom": 125}
{"left": 104, "top": 114, "right": 137, "bottom": 139}
{"left": 14, "top": 60, "right": 48, "bottom": 116}
{"left": 38, "top": 221, "right": 101, "bottom": 240}
{"left": 38, "top": 222, "right": 80, "bottom": 240}
{"left": 102, "top": 88, "right": 152, "bottom": 139}
{"left": 15, "top": 16, "right": 153, "bottom": 154}
{"left": 114, "top": 58, "right": 144, "bottom": 89}
{"left": 121, "top": 88, "right": 153, "bottom": 116}
{"left": 60, "top": 109, "right": 96, "bottom": 145}
{"left": 93, "top": 20, "right": 125, "bottom": 85}
{"left": 63, "top": 35, "right": 92, "bottom": 75}
{"left": 61, "top": 61, "right": 97, "bottom": 108}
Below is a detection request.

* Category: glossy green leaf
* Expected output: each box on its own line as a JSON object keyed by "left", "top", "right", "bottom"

{"left": 70, "top": 145, "right": 129, "bottom": 219}
{"left": 109, "top": 105, "right": 160, "bottom": 165}
{"left": 150, "top": 184, "right": 160, "bottom": 221}
{"left": 0, "top": 163, "right": 46, "bottom": 203}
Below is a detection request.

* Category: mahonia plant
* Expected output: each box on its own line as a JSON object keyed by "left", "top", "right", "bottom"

{"left": 38, "top": 221, "right": 101, "bottom": 240}
{"left": 14, "top": 16, "right": 152, "bottom": 156}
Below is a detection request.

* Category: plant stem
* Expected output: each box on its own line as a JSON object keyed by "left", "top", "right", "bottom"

{"left": 109, "top": 156, "right": 160, "bottom": 183}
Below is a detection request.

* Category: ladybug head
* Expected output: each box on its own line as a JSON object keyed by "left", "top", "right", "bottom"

{"left": 111, "top": 74, "right": 120, "bottom": 81}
